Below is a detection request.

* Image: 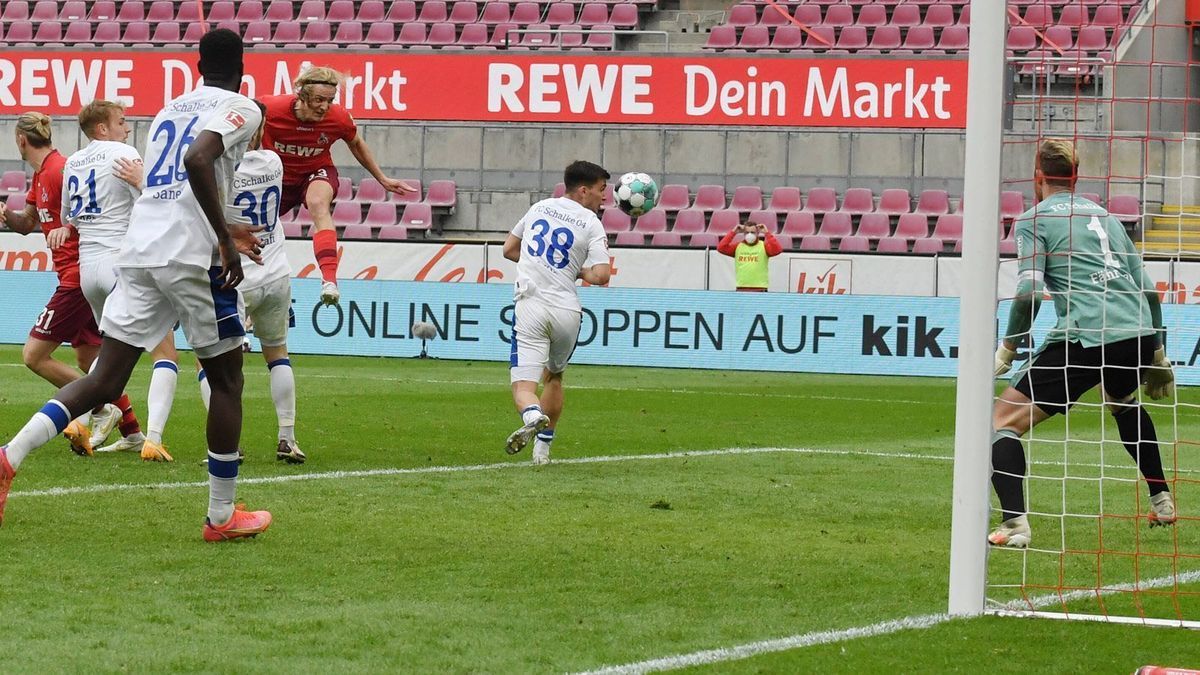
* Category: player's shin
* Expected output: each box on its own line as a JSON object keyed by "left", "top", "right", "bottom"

{"left": 147, "top": 359, "right": 179, "bottom": 444}
{"left": 206, "top": 451, "right": 240, "bottom": 525}
{"left": 312, "top": 229, "right": 339, "bottom": 284}
{"left": 991, "top": 429, "right": 1027, "bottom": 522}
{"left": 1112, "top": 401, "right": 1169, "bottom": 497}
{"left": 5, "top": 400, "right": 75, "bottom": 469}
{"left": 267, "top": 358, "right": 296, "bottom": 441}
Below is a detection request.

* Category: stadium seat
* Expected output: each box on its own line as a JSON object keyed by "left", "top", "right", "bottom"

{"left": 265, "top": 0, "right": 294, "bottom": 22}
{"left": 419, "top": 0, "right": 449, "bottom": 23}
{"left": 650, "top": 232, "right": 682, "bottom": 247}
{"left": 727, "top": 3, "right": 757, "bottom": 27}
{"left": 835, "top": 26, "right": 867, "bottom": 50}
{"left": 707, "top": 209, "right": 741, "bottom": 235}
{"left": 868, "top": 25, "right": 901, "bottom": 50}
{"left": 480, "top": 2, "right": 510, "bottom": 24}
{"left": 855, "top": 4, "right": 887, "bottom": 28}
{"left": 1042, "top": 25, "right": 1074, "bottom": 50}
{"left": 366, "top": 22, "right": 396, "bottom": 44}
{"left": 236, "top": 1, "right": 264, "bottom": 22}
{"left": 60, "top": 1, "right": 88, "bottom": 20}
{"left": 511, "top": 1, "right": 541, "bottom": 24}
{"left": 31, "top": 0, "right": 57, "bottom": 21}
{"left": 747, "top": 210, "right": 779, "bottom": 233}
{"left": 145, "top": 0, "right": 172, "bottom": 21}
{"left": 923, "top": 4, "right": 955, "bottom": 28}
{"left": 33, "top": 21, "right": 63, "bottom": 43}
{"left": 817, "top": 212, "right": 853, "bottom": 238}
{"left": 283, "top": 220, "right": 302, "bottom": 239}
{"left": 1080, "top": 192, "right": 1102, "bottom": 204}
{"left": 730, "top": 186, "right": 764, "bottom": 211}
{"left": 356, "top": 179, "right": 388, "bottom": 202}
{"left": 397, "top": 22, "right": 429, "bottom": 46}
{"left": 837, "top": 235, "right": 871, "bottom": 253}
{"left": 915, "top": 190, "right": 950, "bottom": 216}
{"left": 522, "top": 23, "right": 557, "bottom": 47}
{"left": 839, "top": 188, "right": 874, "bottom": 215}
{"left": 781, "top": 211, "right": 816, "bottom": 237}
{"left": 455, "top": 22, "right": 488, "bottom": 46}
{"left": 875, "top": 237, "right": 909, "bottom": 253}
{"left": 890, "top": 4, "right": 921, "bottom": 28}
{"left": 426, "top": 181, "right": 458, "bottom": 209}
{"left": 1007, "top": 26, "right": 1037, "bottom": 52}
{"left": 0, "top": 171, "right": 26, "bottom": 193}
{"left": 767, "top": 187, "right": 802, "bottom": 212}
{"left": 377, "top": 225, "right": 409, "bottom": 241}
{"left": 273, "top": 21, "right": 301, "bottom": 43}
{"left": 360, "top": 203, "right": 396, "bottom": 229}
{"left": 773, "top": 234, "right": 794, "bottom": 251}
{"left": 614, "top": 231, "right": 645, "bottom": 246}
{"left": 760, "top": 4, "right": 793, "bottom": 28}
{"left": 932, "top": 215, "right": 963, "bottom": 243}
{"left": 1058, "top": 5, "right": 1089, "bottom": 27}
{"left": 903, "top": 26, "right": 935, "bottom": 51}
{"left": 326, "top": 0, "right": 355, "bottom": 21}
{"left": 333, "top": 21, "right": 364, "bottom": 43}
{"left": 855, "top": 213, "right": 891, "bottom": 240}
{"left": 802, "top": 188, "right": 837, "bottom": 214}
{"left": 92, "top": 19, "right": 121, "bottom": 43}
{"left": 388, "top": 0, "right": 417, "bottom": 22}
{"left": 608, "top": 4, "right": 637, "bottom": 28}
{"left": 585, "top": 25, "right": 614, "bottom": 50}
{"left": 331, "top": 201, "right": 364, "bottom": 227}
{"left": 546, "top": 3, "right": 575, "bottom": 26}
{"left": 876, "top": 189, "right": 910, "bottom": 216}
{"left": 303, "top": 21, "right": 332, "bottom": 44}
{"left": 634, "top": 210, "right": 667, "bottom": 233}
{"left": 356, "top": 0, "right": 386, "bottom": 21}
{"left": 692, "top": 185, "right": 727, "bottom": 211}
{"left": 689, "top": 233, "right": 720, "bottom": 248}
{"left": 999, "top": 239, "right": 1018, "bottom": 255}
{"left": 449, "top": 1, "right": 481, "bottom": 23}
{"left": 1000, "top": 191, "right": 1026, "bottom": 220}
{"left": 122, "top": 20, "right": 150, "bottom": 42}
{"left": 87, "top": 1, "right": 117, "bottom": 21}
{"left": 894, "top": 213, "right": 930, "bottom": 239}
{"left": 292, "top": 207, "right": 314, "bottom": 228}
{"left": 657, "top": 185, "right": 691, "bottom": 212}
{"left": 791, "top": 5, "right": 821, "bottom": 27}
{"left": 823, "top": 4, "right": 854, "bottom": 27}
{"left": 1021, "top": 4, "right": 1053, "bottom": 27}
{"left": 1, "top": 1, "right": 29, "bottom": 21}
{"left": 1107, "top": 194, "right": 1141, "bottom": 225}
{"left": 799, "top": 235, "right": 832, "bottom": 252}
{"left": 672, "top": 209, "right": 706, "bottom": 235}
{"left": 341, "top": 223, "right": 374, "bottom": 240}
{"left": 1092, "top": 5, "right": 1122, "bottom": 27}
{"left": 936, "top": 25, "right": 969, "bottom": 51}
{"left": 1076, "top": 25, "right": 1109, "bottom": 54}
{"left": 602, "top": 208, "right": 632, "bottom": 233}
{"left": 704, "top": 25, "right": 737, "bottom": 50}
{"left": 911, "top": 237, "right": 945, "bottom": 255}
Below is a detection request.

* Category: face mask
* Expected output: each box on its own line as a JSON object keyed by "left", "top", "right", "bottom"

{"left": 744, "top": 232, "right": 758, "bottom": 245}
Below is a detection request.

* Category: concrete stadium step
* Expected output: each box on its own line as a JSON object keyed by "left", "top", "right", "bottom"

{"left": 1159, "top": 205, "right": 1200, "bottom": 215}
{"left": 1150, "top": 216, "right": 1200, "bottom": 228}
{"left": 1136, "top": 241, "right": 1200, "bottom": 255}
{"left": 1141, "top": 230, "right": 1200, "bottom": 243}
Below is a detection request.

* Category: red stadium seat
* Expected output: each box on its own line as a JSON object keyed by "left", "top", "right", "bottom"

{"left": 146, "top": 0, "right": 173, "bottom": 22}
{"left": 366, "top": 22, "right": 395, "bottom": 44}
{"left": 671, "top": 209, "right": 706, "bottom": 235}
{"left": 692, "top": 185, "right": 727, "bottom": 211}
{"left": 341, "top": 223, "right": 374, "bottom": 240}
{"left": 425, "top": 180, "right": 458, "bottom": 208}
{"left": 33, "top": 22, "right": 63, "bottom": 43}
{"left": 839, "top": 187, "right": 874, "bottom": 214}
{"left": 759, "top": 4, "right": 791, "bottom": 27}
{"left": 397, "top": 22, "right": 429, "bottom": 45}
{"left": 855, "top": 213, "right": 891, "bottom": 240}
{"left": 364, "top": 202, "right": 398, "bottom": 227}
{"left": 903, "top": 26, "right": 935, "bottom": 51}
{"left": 419, "top": 0, "right": 449, "bottom": 23}
{"left": 457, "top": 23, "right": 489, "bottom": 46}
{"left": 64, "top": 21, "right": 91, "bottom": 42}
{"left": 377, "top": 225, "right": 409, "bottom": 241}
{"left": 747, "top": 209, "right": 779, "bottom": 233}
{"left": 400, "top": 203, "right": 434, "bottom": 231}
{"left": 1092, "top": 5, "right": 1122, "bottom": 27}
{"left": 727, "top": 4, "right": 757, "bottom": 27}
{"left": 1042, "top": 25, "right": 1074, "bottom": 50}
{"left": 689, "top": 233, "right": 720, "bottom": 248}
{"left": 837, "top": 235, "right": 871, "bottom": 252}
{"left": 87, "top": 1, "right": 117, "bottom": 21}
{"left": 767, "top": 187, "right": 802, "bottom": 212}
{"left": 1076, "top": 26, "right": 1108, "bottom": 53}
{"left": 835, "top": 25, "right": 866, "bottom": 50}
{"left": 911, "top": 237, "right": 945, "bottom": 254}
{"left": 804, "top": 25, "right": 836, "bottom": 49}
{"left": 333, "top": 21, "right": 364, "bottom": 43}
{"left": 480, "top": 2, "right": 511, "bottom": 24}
{"left": 235, "top": 1, "right": 264, "bottom": 22}
{"left": 388, "top": 0, "right": 417, "bottom": 22}
{"left": 817, "top": 212, "right": 853, "bottom": 238}
{"left": 326, "top": 0, "right": 356, "bottom": 22}
{"left": 390, "top": 179, "right": 423, "bottom": 204}
{"left": 1107, "top": 195, "right": 1141, "bottom": 224}
{"left": 31, "top": 1, "right": 57, "bottom": 21}
{"left": 614, "top": 231, "right": 645, "bottom": 246}
{"left": 915, "top": 190, "right": 950, "bottom": 215}
{"left": 769, "top": 26, "right": 802, "bottom": 51}
{"left": 868, "top": 25, "right": 901, "bottom": 50}
{"left": 634, "top": 210, "right": 667, "bottom": 233}
{"left": 116, "top": 0, "right": 145, "bottom": 22}
{"left": 450, "top": 1, "right": 481, "bottom": 23}
{"left": 520, "top": 23, "right": 556, "bottom": 47}
{"left": 273, "top": 21, "right": 302, "bottom": 43}
{"left": 856, "top": 4, "right": 887, "bottom": 27}
{"left": 822, "top": 4, "right": 853, "bottom": 27}
{"left": 704, "top": 25, "right": 737, "bottom": 50}
{"left": 923, "top": 4, "right": 955, "bottom": 28}
{"left": 877, "top": 189, "right": 911, "bottom": 215}
{"left": 792, "top": 5, "right": 821, "bottom": 26}
{"left": 729, "top": 186, "right": 763, "bottom": 211}
{"left": 799, "top": 235, "right": 832, "bottom": 252}
{"left": 265, "top": 0, "right": 294, "bottom": 22}
{"left": 773, "top": 234, "right": 794, "bottom": 251}
{"left": 428, "top": 22, "right": 457, "bottom": 46}
{"left": 283, "top": 220, "right": 302, "bottom": 239}
{"left": 2, "top": 1, "right": 29, "bottom": 22}
{"left": 891, "top": 4, "right": 921, "bottom": 27}
{"left": 122, "top": 20, "right": 150, "bottom": 42}
{"left": 336, "top": 177, "right": 354, "bottom": 201}
{"left": 999, "top": 239, "right": 1017, "bottom": 255}
{"left": 650, "top": 232, "right": 682, "bottom": 247}
{"left": 875, "top": 237, "right": 909, "bottom": 253}
{"left": 657, "top": 184, "right": 690, "bottom": 211}
{"left": 932, "top": 215, "right": 963, "bottom": 243}
{"left": 609, "top": 4, "right": 638, "bottom": 28}
{"left": 357, "top": 179, "right": 388, "bottom": 202}
{"left": 356, "top": 0, "right": 386, "bottom": 21}
{"left": 1000, "top": 191, "right": 1026, "bottom": 219}
{"left": 303, "top": 21, "right": 332, "bottom": 43}
{"left": 1022, "top": 4, "right": 1052, "bottom": 27}
{"left": 1006, "top": 26, "right": 1037, "bottom": 52}
{"left": 0, "top": 171, "right": 26, "bottom": 193}
{"left": 936, "top": 25, "right": 969, "bottom": 51}
{"left": 602, "top": 208, "right": 632, "bottom": 233}
{"left": 511, "top": 1, "right": 541, "bottom": 23}
{"left": 546, "top": 2, "right": 575, "bottom": 25}
{"left": 802, "top": 188, "right": 837, "bottom": 214}
{"left": 332, "top": 201, "right": 364, "bottom": 226}
{"left": 60, "top": 1, "right": 87, "bottom": 21}
{"left": 707, "top": 209, "right": 741, "bottom": 235}
{"left": 1058, "top": 5, "right": 1089, "bottom": 26}
{"left": 894, "top": 213, "right": 930, "bottom": 239}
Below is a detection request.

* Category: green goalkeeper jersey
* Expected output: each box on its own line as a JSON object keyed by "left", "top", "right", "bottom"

{"left": 1011, "top": 191, "right": 1156, "bottom": 348}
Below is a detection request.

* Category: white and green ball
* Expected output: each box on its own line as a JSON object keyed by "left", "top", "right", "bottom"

{"left": 615, "top": 172, "right": 659, "bottom": 217}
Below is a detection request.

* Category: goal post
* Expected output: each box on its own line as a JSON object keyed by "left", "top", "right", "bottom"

{"left": 948, "top": 0, "right": 1009, "bottom": 618}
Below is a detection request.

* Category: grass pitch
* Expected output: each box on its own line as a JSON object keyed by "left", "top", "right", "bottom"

{"left": 0, "top": 346, "right": 1197, "bottom": 673}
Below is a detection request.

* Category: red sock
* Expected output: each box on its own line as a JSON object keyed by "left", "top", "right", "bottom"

{"left": 313, "top": 229, "right": 339, "bottom": 284}
{"left": 113, "top": 393, "right": 142, "bottom": 437}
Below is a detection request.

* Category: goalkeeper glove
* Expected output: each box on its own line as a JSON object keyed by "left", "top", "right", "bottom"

{"left": 994, "top": 345, "right": 1017, "bottom": 377}
{"left": 1143, "top": 347, "right": 1174, "bottom": 400}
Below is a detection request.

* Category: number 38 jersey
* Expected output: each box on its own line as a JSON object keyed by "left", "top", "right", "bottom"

{"left": 511, "top": 197, "right": 609, "bottom": 313}
{"left": 61, "top": 140, "right": 142, "bottom": 259}
{"left": 121, "top": 85, "right": 262, "bottom": 269}
{"left": 226, "top": 149, "right": 288, "bottom": 291}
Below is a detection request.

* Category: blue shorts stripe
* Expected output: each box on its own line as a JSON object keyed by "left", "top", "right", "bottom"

{"left": 267, "top": 358, "right": 291, "bottom": 370}
{"left": 207, "top": 267, "right": 245, "bottom": 341}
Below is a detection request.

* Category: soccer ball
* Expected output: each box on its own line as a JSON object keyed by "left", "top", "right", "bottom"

{"left": 614, "top": 172, "right": 659, "bottom": 217}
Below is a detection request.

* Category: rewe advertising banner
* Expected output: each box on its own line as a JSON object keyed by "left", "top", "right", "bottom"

{"left": 0, "top": 51, "right": 968, "bottom": 127}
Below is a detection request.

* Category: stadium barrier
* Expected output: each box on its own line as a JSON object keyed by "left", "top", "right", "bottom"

{"left": 2, "top": 270, "right": 1200, "bottom": 381}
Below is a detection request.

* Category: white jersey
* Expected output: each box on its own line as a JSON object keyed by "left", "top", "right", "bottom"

{"left": 226, "top": 149, "right": 289, "bottom": 290}
{"left": 511, "top": 197, "right": 609, "bottom": 313}
{"left": 61, "top": 140, "right": 142, "bottom": 259}
{"left": 120, "top": 85, "right": 262, "bottom": 269}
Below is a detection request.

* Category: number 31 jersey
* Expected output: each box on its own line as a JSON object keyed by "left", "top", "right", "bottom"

{"left": 61, "top": 140, "right": 143, "bottom": 259}
{"left": 511, "top": 197, "right": 609, "bottom": 313}
{"left": 121, "top": 85, "right": 262, "bottom": 269}
{"left": 226, "top": 149, "right": 289, "bottom": 291}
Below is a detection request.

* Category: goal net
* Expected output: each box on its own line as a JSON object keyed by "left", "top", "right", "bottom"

{"left": 957, "top": 0, "right": 1200, "bottom": 627}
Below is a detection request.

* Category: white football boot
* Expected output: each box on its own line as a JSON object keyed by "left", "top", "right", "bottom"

{"left": 1150, "top": 492, "right": 1177, "bottom": 527}
{"left": 988, "top": 515, "right": 1031, "bottom": 548}
{"left": 506, "top": 414, "right": 550, "bottom": 455}
{"left": 98, "top": 432, "right": 145, "bottom": 453}
{"left": 88, "top": 404, "right": 121, "bottom": 448}
{"left": 320, "top": 281, "right": 340, "bottom": 306}
{"left": 532, "top": 440, "right": 551, "bottom": 466}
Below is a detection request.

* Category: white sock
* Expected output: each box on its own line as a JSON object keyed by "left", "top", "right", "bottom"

{"left": 206, "top": 451, "right": 240, "bottom": 525}
{"left": 533, "top": 428, "right": 555, "bottom": 459}
{"left": 197, "top": 369, "right": 211, "bottom": 411}
{"left": 521, "top": 405, "right": 543, "bottom": 426}
{"left": 147, "top": 360, "right": 178, "bottom": 444}
{"left": 6, "top": 401, "right": 72, "bottom": 469}
{"left": 268, "top": 359, "right": 296, "bottom": 441}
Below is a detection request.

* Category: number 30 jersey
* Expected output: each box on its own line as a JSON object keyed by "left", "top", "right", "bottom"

{"left": 121, "top": 85, "right": 262, "bottom": 269}
{"left": 511, "top": 197, "right": 609, "bottom": 313}
{"left": 226, "top": 149, "right": 288, "bottom": 291}
{"left": 61, "top": 140, "right": 143, "bottom": 259}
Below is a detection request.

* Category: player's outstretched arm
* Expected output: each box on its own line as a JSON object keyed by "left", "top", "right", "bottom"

{"left": 0, "top": 203, "right": 40, "bottom": 235}
{"left": 345, "top": 135, "right": 416, "bottom": 195}
{"left": 184, "top": 131, "right": 261, "bottom": 289}
{"left": 503, "top": 234, "right": 522, "bottom": 262}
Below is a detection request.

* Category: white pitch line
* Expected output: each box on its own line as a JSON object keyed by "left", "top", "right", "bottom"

{"left": 10, "top": 445, "right": 1200, "bottom": 499}
{"left": 576, "top": 569, "right": 1200, "bottom": 675}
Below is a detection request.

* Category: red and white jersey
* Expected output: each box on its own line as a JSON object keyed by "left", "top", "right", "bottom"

{"left": 261, "top": 94, "right": 357, "bottom": 186}
{"left": 121, "top": 86, "right": 261, "bottom": 269}
{"left": 511, "top": 197, "right": 609, "bottom": 313}
{"left": 226, "top": 149, "right": 289, "bottom": 291}
{"left": 61, "top": 140, "right": 143, "bottom": 259}
{"left": 28, "top": 150, "right": 82, "bottom": 288}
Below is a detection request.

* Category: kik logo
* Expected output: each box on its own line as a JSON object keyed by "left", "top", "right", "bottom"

{"left": 861, "top": 315, "right": 955, "bottom": 358}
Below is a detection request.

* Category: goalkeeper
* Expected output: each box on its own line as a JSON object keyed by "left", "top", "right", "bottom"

{"left": 989, "top": 139, "right": 1175, "bottom": 548}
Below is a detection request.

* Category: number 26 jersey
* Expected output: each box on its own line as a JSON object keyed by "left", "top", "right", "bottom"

{"left": 511, "top": 197, "right": 609, "bottom": 313}
{"left": 121, "top": 85, "right": 261, "bottom": 269}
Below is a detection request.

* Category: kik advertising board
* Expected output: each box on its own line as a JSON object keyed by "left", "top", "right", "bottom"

{"left": 4, "top": 272, "right": 1200, "bottom": 383}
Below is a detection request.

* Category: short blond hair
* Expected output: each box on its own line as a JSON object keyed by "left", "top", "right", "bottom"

{"left": 1037, "top": 138, "right": 1078, "bottom": 187}
{"left": 78, "top": 100, "right": 125, "bottom": 139}
{"left": 15, "top": 112, "right": 52, "bottom": 148}
{"left": 293, "top": 66, "right": 342, "bottom": 99}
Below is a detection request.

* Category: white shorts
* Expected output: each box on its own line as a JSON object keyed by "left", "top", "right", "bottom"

{"left": 80, "top": 249, "right": 121, "bottom": 324}
{"left": 101, "top": 261, "right": 246, "bottom": 360}
{"left": 510, "top": 299, "right": 581, "bottom": 383}
{"left": 241, "top": 276, "right": 292, "bottom": 348}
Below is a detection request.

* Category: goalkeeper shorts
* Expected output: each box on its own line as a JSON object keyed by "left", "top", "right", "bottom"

{"left": 1015, "top": 335, "right": 1156, "bottom": 416}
